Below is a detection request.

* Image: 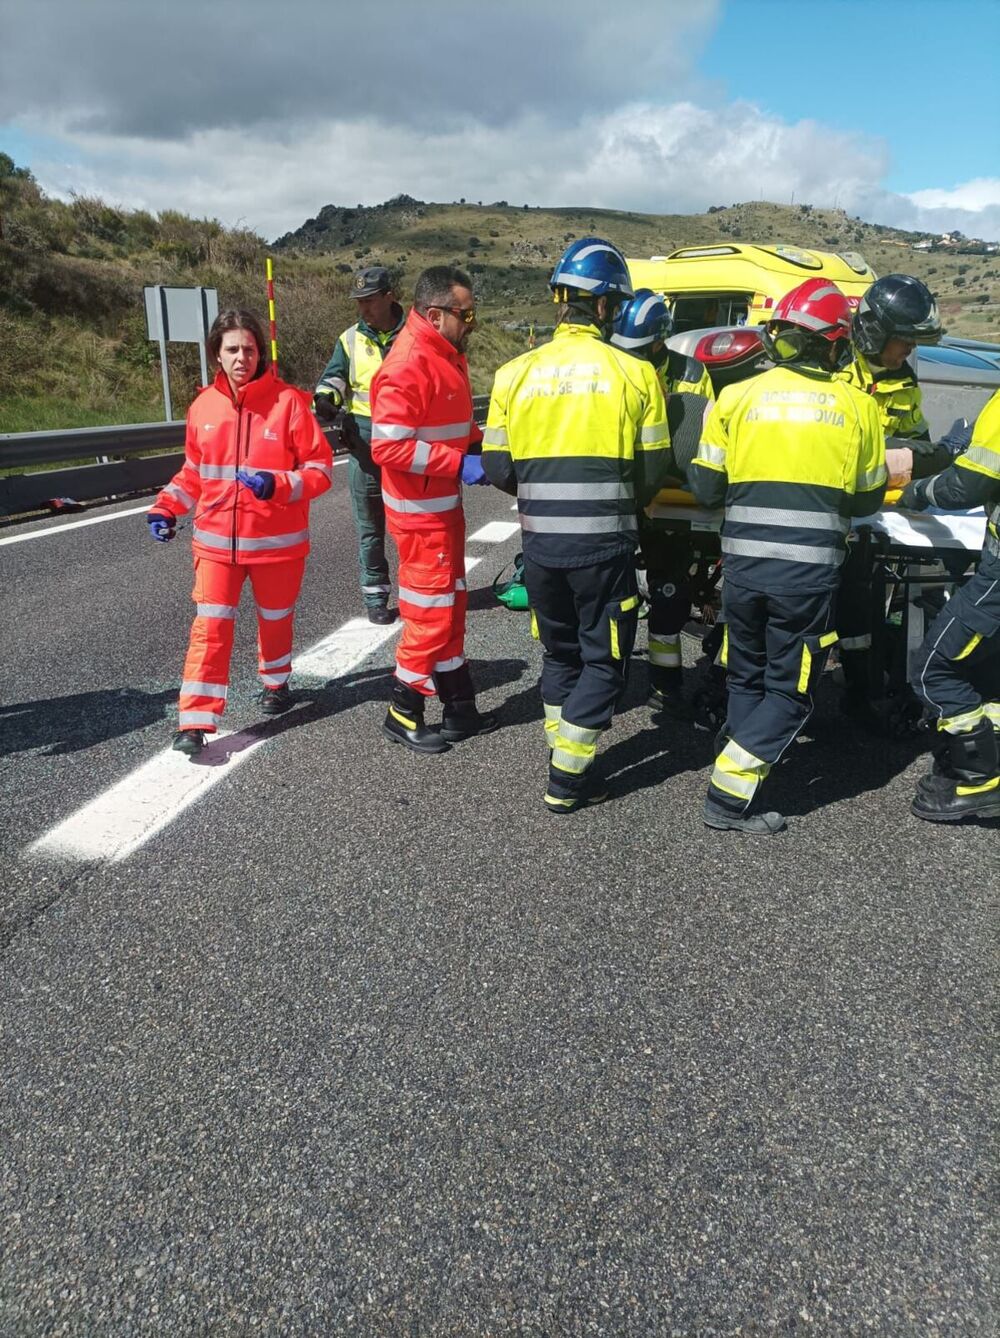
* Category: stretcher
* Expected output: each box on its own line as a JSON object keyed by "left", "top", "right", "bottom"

{"left": 645, "top": 488, "right": 987, "bottom": 725}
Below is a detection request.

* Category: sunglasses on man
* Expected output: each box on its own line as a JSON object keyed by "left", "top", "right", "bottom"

{"left": 429, "top": 304, "right": 477, "bottom": 325}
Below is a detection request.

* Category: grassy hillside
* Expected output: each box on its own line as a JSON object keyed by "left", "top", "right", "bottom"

{"left": 2, "top": 155, "right": 998, "bottom": 434}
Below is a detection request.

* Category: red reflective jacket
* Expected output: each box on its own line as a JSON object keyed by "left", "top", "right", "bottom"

{"left": 152, "top": 368, "right": 333, "bottom": 564}
{"left": 370, "top": 309, "right": 481, "bottom": 531}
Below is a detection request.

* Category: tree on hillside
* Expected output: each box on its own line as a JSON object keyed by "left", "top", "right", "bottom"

{"left": 0, "top": 153, "right": 35, "bottom": 241}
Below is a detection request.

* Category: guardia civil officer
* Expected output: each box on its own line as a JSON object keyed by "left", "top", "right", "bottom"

{"left": 688, "top": 279, "right": 886, "bottom": 833}
{"left": 902, "top": 390, "right": 1000, "bottom": 822}
{"left": 836, "top": 274, "right": 943, "bottom": 725}
{"left": 611, "top": 288, "right": 713, "bottom": 716}
{"left": 314, "top": 266, "right": 405, "bottom": 624}
{"left": 483, "top": 239, "right": 671, "bottom": 813}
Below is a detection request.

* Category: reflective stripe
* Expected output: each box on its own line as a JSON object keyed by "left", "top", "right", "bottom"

{"left": 193, "top": 527, "right": 309, "bottom": 552}
{"left": 798, "top": 643, "right": 814, "bottom": 694}
{"left": 639, "top": 422, "right": 670, "bottom": 444}
{"left": 557, "top": 720, "right": 601, "bottom": 746}
{"left": 939, "top": 707, "right": 985, "bottom": 734}
{"left": 620, "top": 595, "right": 639, "bottom": 613}
{"left": 520, "top": 514, "right": 636, "bottom": 534}
{"left": 433, "top": 656, "right": 465, "bottom": 672}
{"left": 610, "top": 616, "right": 620, "bottom": 660}
{"left": 303, "top": 461, "right": 333, "bottom": 478}
{"left": 963, "top": 444, "right": 1000, "bottom": 475}
{"left": 260, "top": 670, "right": 291, "bottom": 687}
{"left": 648, "top": 637, "right": 682, "bottom": 667}
{"left": 721, "top": 739, "right": 766, "bottom": 772}
{"left": 179, "top": 710, "right": 221, "bottom": 728}
{"left": 362, "top": 583, "right": 391, "bottom": 594}
{"left": 285, "top": 473, "right": 304, "bottom": 503}
{"left": 398, "top": 585, "right": 456, "bottom": 608}
{"left": 726, "top": 505, "right": 848, "bottom": 533}
{"left": 982, "top": 701, "right": 1000, "bottom": 728}
{"left": 196, "top": 602, "right": 238, "bottom": 619}
{"left": 260, "top": 654, "right": 292, "bottom": 670}
{"left": 519, "top": 482, "right": 635, "bottom": 501}
{"left": 411, "top": 441, "right": 431, "bottom": 474}
{"left": 857, "top": 463, "right": 888, "bottom": 490}
{"left": 257, "top": 605, "right": 295, "bottom": 621}
{"left": 353, "top": 388, "right": 370, "bottom": 406}
{"left": 181, "top": 680, "right": 228, "bottom": 698}
{"left": 455, "top": 578, "right": 466, "bottom": 592}
{"left": 721, "top": 536, "right": 843, "bottom": 566}
{"left": 838, "top": 634, "right": 871, "bottom": 651}
{"left": 382, "top": 490, "right": 460, "bottom": 514}
{"left": 955, "top": 632, "right": 983, "bottom": 661}
{"left": 543, "top": 702, "right": 562, "bottom": 748}
{"left": 199, "top": 463, "right": 237, "bottom": 480}
{"left": 695, "top": 442, "right": 726, "bottom": 468}
{"left": 372, "top": 420, "right": 471, "bottom": 442}
{"left": 395, "top": 663, "right": 435, "bottom": 690}
{"left": 483, "top": 425, "right": 508, "bottom": 446}
{"left": 165, "top": 482, "right": 197, "bottom": 508}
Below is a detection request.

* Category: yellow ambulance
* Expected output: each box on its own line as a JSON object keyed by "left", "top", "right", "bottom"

{"left": 626, "top": 243, "right": 876, "bottom": 332}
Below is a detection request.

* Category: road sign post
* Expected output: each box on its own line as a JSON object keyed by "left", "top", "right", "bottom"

{"left": 143, "top": 285, "right": 220, "bottom": 422}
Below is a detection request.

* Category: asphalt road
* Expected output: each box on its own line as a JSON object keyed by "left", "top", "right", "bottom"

{"left": 1, "top": 471, "right": 996, "bottom": 1336}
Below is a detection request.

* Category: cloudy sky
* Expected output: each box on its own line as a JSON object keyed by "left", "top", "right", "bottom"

{"left": 2, "top": 0, "right": 998, "bottom": 241}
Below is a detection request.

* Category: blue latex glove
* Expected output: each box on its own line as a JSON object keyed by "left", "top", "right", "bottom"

{"left": 236, "top": 468, "right": 275, "bottom": 500}
{"left": 938, "top": 418, "right": 972, "bottom": 457}
{"left": 147, "top": 513, "right": 175, "bottom": 542}
{"left": 460, "top": 454, "right": 488, "bottom": 486}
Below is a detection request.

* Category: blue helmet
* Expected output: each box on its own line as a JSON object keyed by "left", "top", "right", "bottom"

{"left": 549, "top": 237, "right": 634, "bottom": 300}
{"left": 610, "top": 288, "right": 673, "bottom": 354}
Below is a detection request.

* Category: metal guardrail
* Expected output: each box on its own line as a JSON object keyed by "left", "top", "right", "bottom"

{"left": 0, "top": 396, "right": 493, "bottom": 518}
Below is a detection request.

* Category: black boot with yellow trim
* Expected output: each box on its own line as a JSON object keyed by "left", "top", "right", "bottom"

{"left": 434, "top": 663, "right": 498, "bottom": 742}
{"left": 382, "top": 678, "right": 450, "bottom": 755}
{"left": 911, "top": 719, "right": 1000, "bottom": 822}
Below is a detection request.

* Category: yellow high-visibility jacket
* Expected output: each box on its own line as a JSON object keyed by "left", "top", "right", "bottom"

{"left": 314, "top": 305, "right": 405, "bottom": 439}
{"left": 689, "top": 362, "right": 886, "bottom": 594}
{"left": 839, "top": 351, "right": 929, "bottom": 440}
{"left": 483, "top": 322, "right": 670, "bottom": 568}
{"left": 919, "top": 390, "right": 1000, "bottom": 566}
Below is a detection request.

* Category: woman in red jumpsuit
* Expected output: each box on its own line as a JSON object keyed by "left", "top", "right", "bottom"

{"left": 147, "top": 309, "right": 333, "bottom": 755}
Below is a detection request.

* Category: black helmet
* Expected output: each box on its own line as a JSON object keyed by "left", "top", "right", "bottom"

{"left": 852, "top": 273, "right": 943, "bottom": 357}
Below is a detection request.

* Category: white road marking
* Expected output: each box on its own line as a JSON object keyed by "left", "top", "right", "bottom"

{"left": 27, "top": 729, "right": 267, "bottom": 864}
{"left": 0, "top": 504, "right": 152, "bottom": 545}
{"left": 0, "top": 457, "right": 349, "bottom": 547}
{"left": 24, "top": 533, "right": 490, "bottom": 864}
{"left": 294, "top": 615, "right": 401, "bottom": 681}
{"left": 468, "top": 520, "right": 520, "bottom": 544}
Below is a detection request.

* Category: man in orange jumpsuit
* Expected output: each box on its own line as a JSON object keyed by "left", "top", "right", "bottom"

{"left": 370, "top": 266, "right": 495, "bottom": 754}
{"left": 147, "top": 309, "right": 332, "bottom": 755}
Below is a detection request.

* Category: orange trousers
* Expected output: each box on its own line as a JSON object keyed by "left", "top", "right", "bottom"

{"left": 393, "top": 522, "right": 467, "bottom": 696}
{"left": 178, "top": 556, "right": 305, "bottom": 732}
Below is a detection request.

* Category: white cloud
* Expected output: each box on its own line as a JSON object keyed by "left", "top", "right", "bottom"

{"left": 16, "top": 100, "right": 1000, "bottom": 244}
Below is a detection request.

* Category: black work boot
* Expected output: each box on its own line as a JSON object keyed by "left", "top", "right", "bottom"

{"left": 367, "top": 605, "right": 397, "bottom": 626}
{"left": 440, "top": 700, "right": 498, "bottom": 742}
{"left": 172, "top": 728, "right": 205, "bottom": 756}
{"left": 434, "top": 663, "right": 497, "bottom": 742}
{"left": 703, "top": 796, "right": 786, "bottom": 834}
{"left": 259, "top": 683, "right": 294, "bottom": 716}
{"left": 911, "top": 721, "right": 1000, "bottom": 822}
{"left": 382, "top": 679, "right": 450, "bottom": 754}
{"left": 648, "top": 676, "right": 692, "bottom": 721}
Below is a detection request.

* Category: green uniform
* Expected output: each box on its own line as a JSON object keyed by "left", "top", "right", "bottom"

{"left": 315, "top": 305, "right": 404, "bottom": 608}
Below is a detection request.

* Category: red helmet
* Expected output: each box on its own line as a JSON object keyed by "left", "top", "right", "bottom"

{"left": 763, "top": 278, "right": 853, "bottom": 365}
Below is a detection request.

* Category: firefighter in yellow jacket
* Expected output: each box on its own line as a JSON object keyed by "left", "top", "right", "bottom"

{"left": 689, "top": 278, "right": 886, "bottom": 833}
{"left": 483, "top": 239, "right": 671, "bottom": 813}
